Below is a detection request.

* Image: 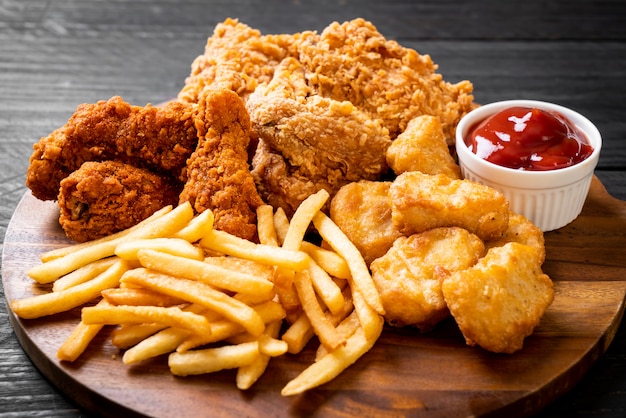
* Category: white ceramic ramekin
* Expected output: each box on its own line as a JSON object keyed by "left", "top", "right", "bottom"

{"left": 455, "top": 100, "right": 602, "bottom": 232}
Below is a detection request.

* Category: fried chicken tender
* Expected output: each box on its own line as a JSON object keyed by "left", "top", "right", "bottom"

{"left": 330, "top": 181, "right": 402, "bottom": 266}
{"left": 370, "top": 227, "right": 485, "bottom": 331}
{"left": 441, "top": 242, "right": 554, "bottom": 354}
{"left": 390, "top": 171, "right": 509, "bottom": 241}
{"left": 248, "top": 58, "right": 392, "bottom": 215}
{"left": 26, "top": 96, "right": 197, "bottom": 201}
{"left": 386, "top": 115, "right": 461, "bottom": 179}
{"left": 486, "top": 212, "right": 546, "bottom": 263}
{"left": 58, "top": 161, "right": 181, "bottom": 242}
{"left": 179, "top": 89, "right": 264, "bottom": 241}
{"left": 178, "top": 18, "right": 309, "bottom": 103}
{"left": 297, "top": 18, "right": 475, "bottom": 143}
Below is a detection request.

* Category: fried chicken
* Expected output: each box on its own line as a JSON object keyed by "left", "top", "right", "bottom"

{"left": 26, "top": 96, "right": 198, "bottom": 201}
{"left": 179, "top": 88, "right": 264, "bottom": 241}
{"left": 58, "top": 161, "right": 181, "bottom": 242}
{"left": 248, "top": 57, "right": 392, "bottom": 215}
{"left": 178, "top": 18, "right": 310, "bottom": 104}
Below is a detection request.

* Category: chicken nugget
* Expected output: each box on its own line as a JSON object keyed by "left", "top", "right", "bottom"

{"left": 386, "top": 115, "right": 461, "bottom": 179}
{"left": 330, "top": 181, "right": 403, "bottom": 266}
{"left": 441, "top": 242, "right": 554, "bottom": 354}
{"left": 485, "top": 212, "right": 546, "bottom": 263}
{"left": 58, "top": 161, "right": 181, "bottom": 243}
{"left": 370, "top": 227, "right": 485, "bottom": 331}
{"left": 390, "top": 171, "right": 509, "bottom": 241}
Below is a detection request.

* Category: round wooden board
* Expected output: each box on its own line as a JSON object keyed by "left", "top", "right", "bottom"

{"left": 3, "top": 176, "right": 626, "bottom": 418}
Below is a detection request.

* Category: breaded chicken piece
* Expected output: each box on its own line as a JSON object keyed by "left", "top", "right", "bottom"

{"left": 178, "top": 18, "right": 309, "bottom": 103}
{"left": 26, "top": 96, "right": 197, "bottom": 201}
{"left": 485, "top": 212, "right": 546, "bottom": 263}
{"left": 370, "top": 227, "right": 485, "bottom": 331}
{"left": 179, "top": 89, "right": 264, "bottom": 241}
{"left": 298, "top": 18, "right": 475, "bottom": 143}
{"left": 390, "top": 171, "right": 510, "bottom": 241}
{"left": 330, "top": 181, "right": 402, "bottom": 266}
{"left": 58, "top": 161, "right": 181, "bottom": 242}
{"left": 248, "top": 58, "right": 392, "bottom": 215}
{"left": 386, "top": 115, "right": 461, "bottom": 179}
{"left": 441, "top": 242, "right": 554, "bottom": 354}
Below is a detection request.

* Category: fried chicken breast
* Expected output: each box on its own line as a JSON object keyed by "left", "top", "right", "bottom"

{"left": 58, "top": 161, "right": 181, "bottom": 242}
{"left": 26, "top": 96, "right": 197, "bottom": 201}
{"left": 179, "top": 88, "right": 264, "bottom": 241}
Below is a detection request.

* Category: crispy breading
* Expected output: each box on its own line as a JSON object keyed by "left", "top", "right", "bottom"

{"left": 330, "top": 181, "right": 402, "bottom": 266}
{"left": 370, "top": 227, "right": 485, "bottom": 331}
{"left": 58, "top": 161, "right": 181, "bottom": 243}
{"left": 179, "top": 88, "right": 264, "bottom": 241}
{"left": 26, "top": 96, "right": 197, "bottom": 201}
{"left": 390, "top": 171, "right": 510, "bottom": 241}
{"left": 386, "top": 115, "right": 461, "bottom": 179}
{"left": 248, "top": 58, "right": 392, "bottom": 215}
{"left": 485, "top": 212, "right": 546, "bottom": 263}
{"left": 441, "top": 242, "right": 554, "bottom": 354}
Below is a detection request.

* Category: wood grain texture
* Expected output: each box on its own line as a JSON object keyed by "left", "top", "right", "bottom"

{"left": 2, "top": 177, "right": 626, "bottom": 418}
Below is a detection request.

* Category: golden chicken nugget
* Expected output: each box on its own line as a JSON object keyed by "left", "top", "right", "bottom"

{"left": 330, "top": 181, "right": 403, "bottom": 266}
{"left": 386, "top": 115, "right": 461, "bottom": 179}
{"left": 390, "top": 171, "right": 509, "bottom": 241}
{"left": 485, "top": 211, "right": 546, "bottom": 263}
{"left": 441, "top": 242, "right": 554, "bottom": 354}
{"left": 370, "top": 227, "right": 485, "bottom": 331}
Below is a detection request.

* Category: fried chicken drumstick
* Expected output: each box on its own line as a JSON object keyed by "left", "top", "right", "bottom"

{"left": 26, "top": 96, "right": 198, "bottom": 201}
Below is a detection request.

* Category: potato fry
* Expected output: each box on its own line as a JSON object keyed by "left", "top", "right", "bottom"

{"left": 282, "top": 311, "right": 315, "bottom": 354}
{"left": 172, "top": 208, "right": 215, "bottom": 242}
{"left": 123, "top": 327, "right": 191, "bottom": 365}
{"left": 351, "top": 285, "right": 384, "bottom": 342}
{"left": 11, "top": 259, "right": 129, "bottom": 319}
{"left": 169, "top": 341, "right": 260, "bottom": 376}
{"left": 301, "top": 242, "right": 351, "bottom": 280}
{"left": 236, "top": 320, "right": 282, "bottom": 390}
{"left": 101, "top": 287, "right": 186, "bottom": 307}
{"left": 230, "top": 332, "right": 288, "bottom": 357}
{"left": 81, "top": 304, "right": 212, "bottom": 337}
{"left": 40, "top": 205, "right": 173, "bottom": 262}
{"left": 121, "top": 268, "right": 265, "bottom": 337}
{"left": 28, "top": 202, "right": 194, "bottom": 284}
{"left": 316, "top": 310, "right": 361, "bottom": 360}
{"left": 280, "top": 320, "right": 383, "bottom": 396}
{"left": 308, "top": 259, "right": 344, "bottom": 315}
{"left": 115, "top": 238, "right": 204, "bottom": 261}
{"left": 200, "top": 229, "right": 309, "bottom": 272}
{"left": 283, "top": 189, "right": 329, "bottom": 251}
{"left": 272, "top": 207, "right": 290, "bottom": 244}
{"left": 312, "top": 212, "right": 384, "bottom": 315}
{"left": 57, "top": 299, "right": 109, "bottom": 362}
{"left": 256, "top": 205, "right": 279, "bottom": 247}
{"left": 111, "top": 323, "right": 169, "bottom": 349}
{"left": 136, "top": 249, "right": 274, "bottom": 296}
{"left": 52, "top": 257, "right": 118, "bottom": 292}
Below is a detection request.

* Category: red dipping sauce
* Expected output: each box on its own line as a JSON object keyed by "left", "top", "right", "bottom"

{"left": 465, "top": 106, "right": 594, "bottom": 171}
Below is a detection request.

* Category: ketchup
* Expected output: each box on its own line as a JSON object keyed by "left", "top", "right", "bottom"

{"left": 465, "top": 106, "right": 594, "bottom": 171}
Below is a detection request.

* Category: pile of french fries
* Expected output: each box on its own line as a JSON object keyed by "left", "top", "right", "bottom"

{"left": 11, "top": 189, "right": 385, "bottom": 395}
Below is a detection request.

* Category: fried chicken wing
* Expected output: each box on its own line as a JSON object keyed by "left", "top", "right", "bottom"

{"left": 441, "top": 242, "right": 554, "bottom": 353}
{"left": 330, "top": 181, "right": 402, "bottom": 266}
{"left": 179, "top": 88, "right": 264, "bottom": 241}
{"left": 26, "top": 96, "right": 197, "bottom": 201}
{"left": 58, "top": 161, "right": 181, "bottom": 242}
{"left": 248, "top": 58, "right": 392, "bottom": 215}
{"left": 386, "top": 115, "right": 461, "bottom": 179}
{"left": 370, "top": 227, "right": 485, "bottom": 331}
{"left": 390, "top": 171, "right": 510, "bottom": 241}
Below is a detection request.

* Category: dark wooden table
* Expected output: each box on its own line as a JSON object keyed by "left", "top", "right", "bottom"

{"left": 1, "top": 1, "right": 625, "bottom": 416}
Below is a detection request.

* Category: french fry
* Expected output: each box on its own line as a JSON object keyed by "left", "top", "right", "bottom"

{"left": 115, "top": 238, "right": 204, "bottom": 261}
{"left": 272, "top": 207, "right": 290, "bottom": 244}
{"left": 308, "top": 259, "right": 345, "bottom": 315}
{"left": 111, "top": 323, "right": 169, "bottom": 349}
{"left": 282, "top": 311, "right": 315, "bottom": 354}
{"left": 40, "top": 205, "right": 173, "bottom": 262}
{"left": 121, "top": 268, "right": 265, "bottom": 337}
{"left": 57, "top": 299, "right": 109, "bottom": 362}
{"left": 312, "top": 212, "right": 385, "bottom": 315}
{"left": 172, "top": 208, "right": 214, "bottom": 242}
{"left": 81, "top": 304, "right": 212, "bottom": 337}
{"left": 236, "top": 320, "right": 282, "bottom": 390}
{"left": 136, "top": 249, "right": 274, "bottom": 296}
{"left": 169, "top": 341, "right": 260, "bottom": 376}
{"left": 123, "top": 327, "right": 190, "bottom": 365}
{"left": 316, "top": 310, "right": 361, "bottom": 360}
{"left": 256, "top": 204, "right": 279, "bottom": 247}
{"left": 101, "top": 287, "right": 186, "bottom": 307}
{"left": 52, "top": 257, "right": 118, "bottom": 292}
{"left": 280, "top": 319, "right": 383, "bottom": 396}
{"left": 300, "top": 242, "right": 351, "bottom": 280}
{"left": 294, "top": 270, "right": 345, "bottom": 351}
{"left": 229, "top": 331, "right": 288, "bottom": 358}
{"left": 11, "top": 259, "right": 129, "bottom": 319}
{"left": 199, "top": 229, "right": 309, "bottom": 272}
{"left": 28, "top": 202, "right": 194, "bottom": 283}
